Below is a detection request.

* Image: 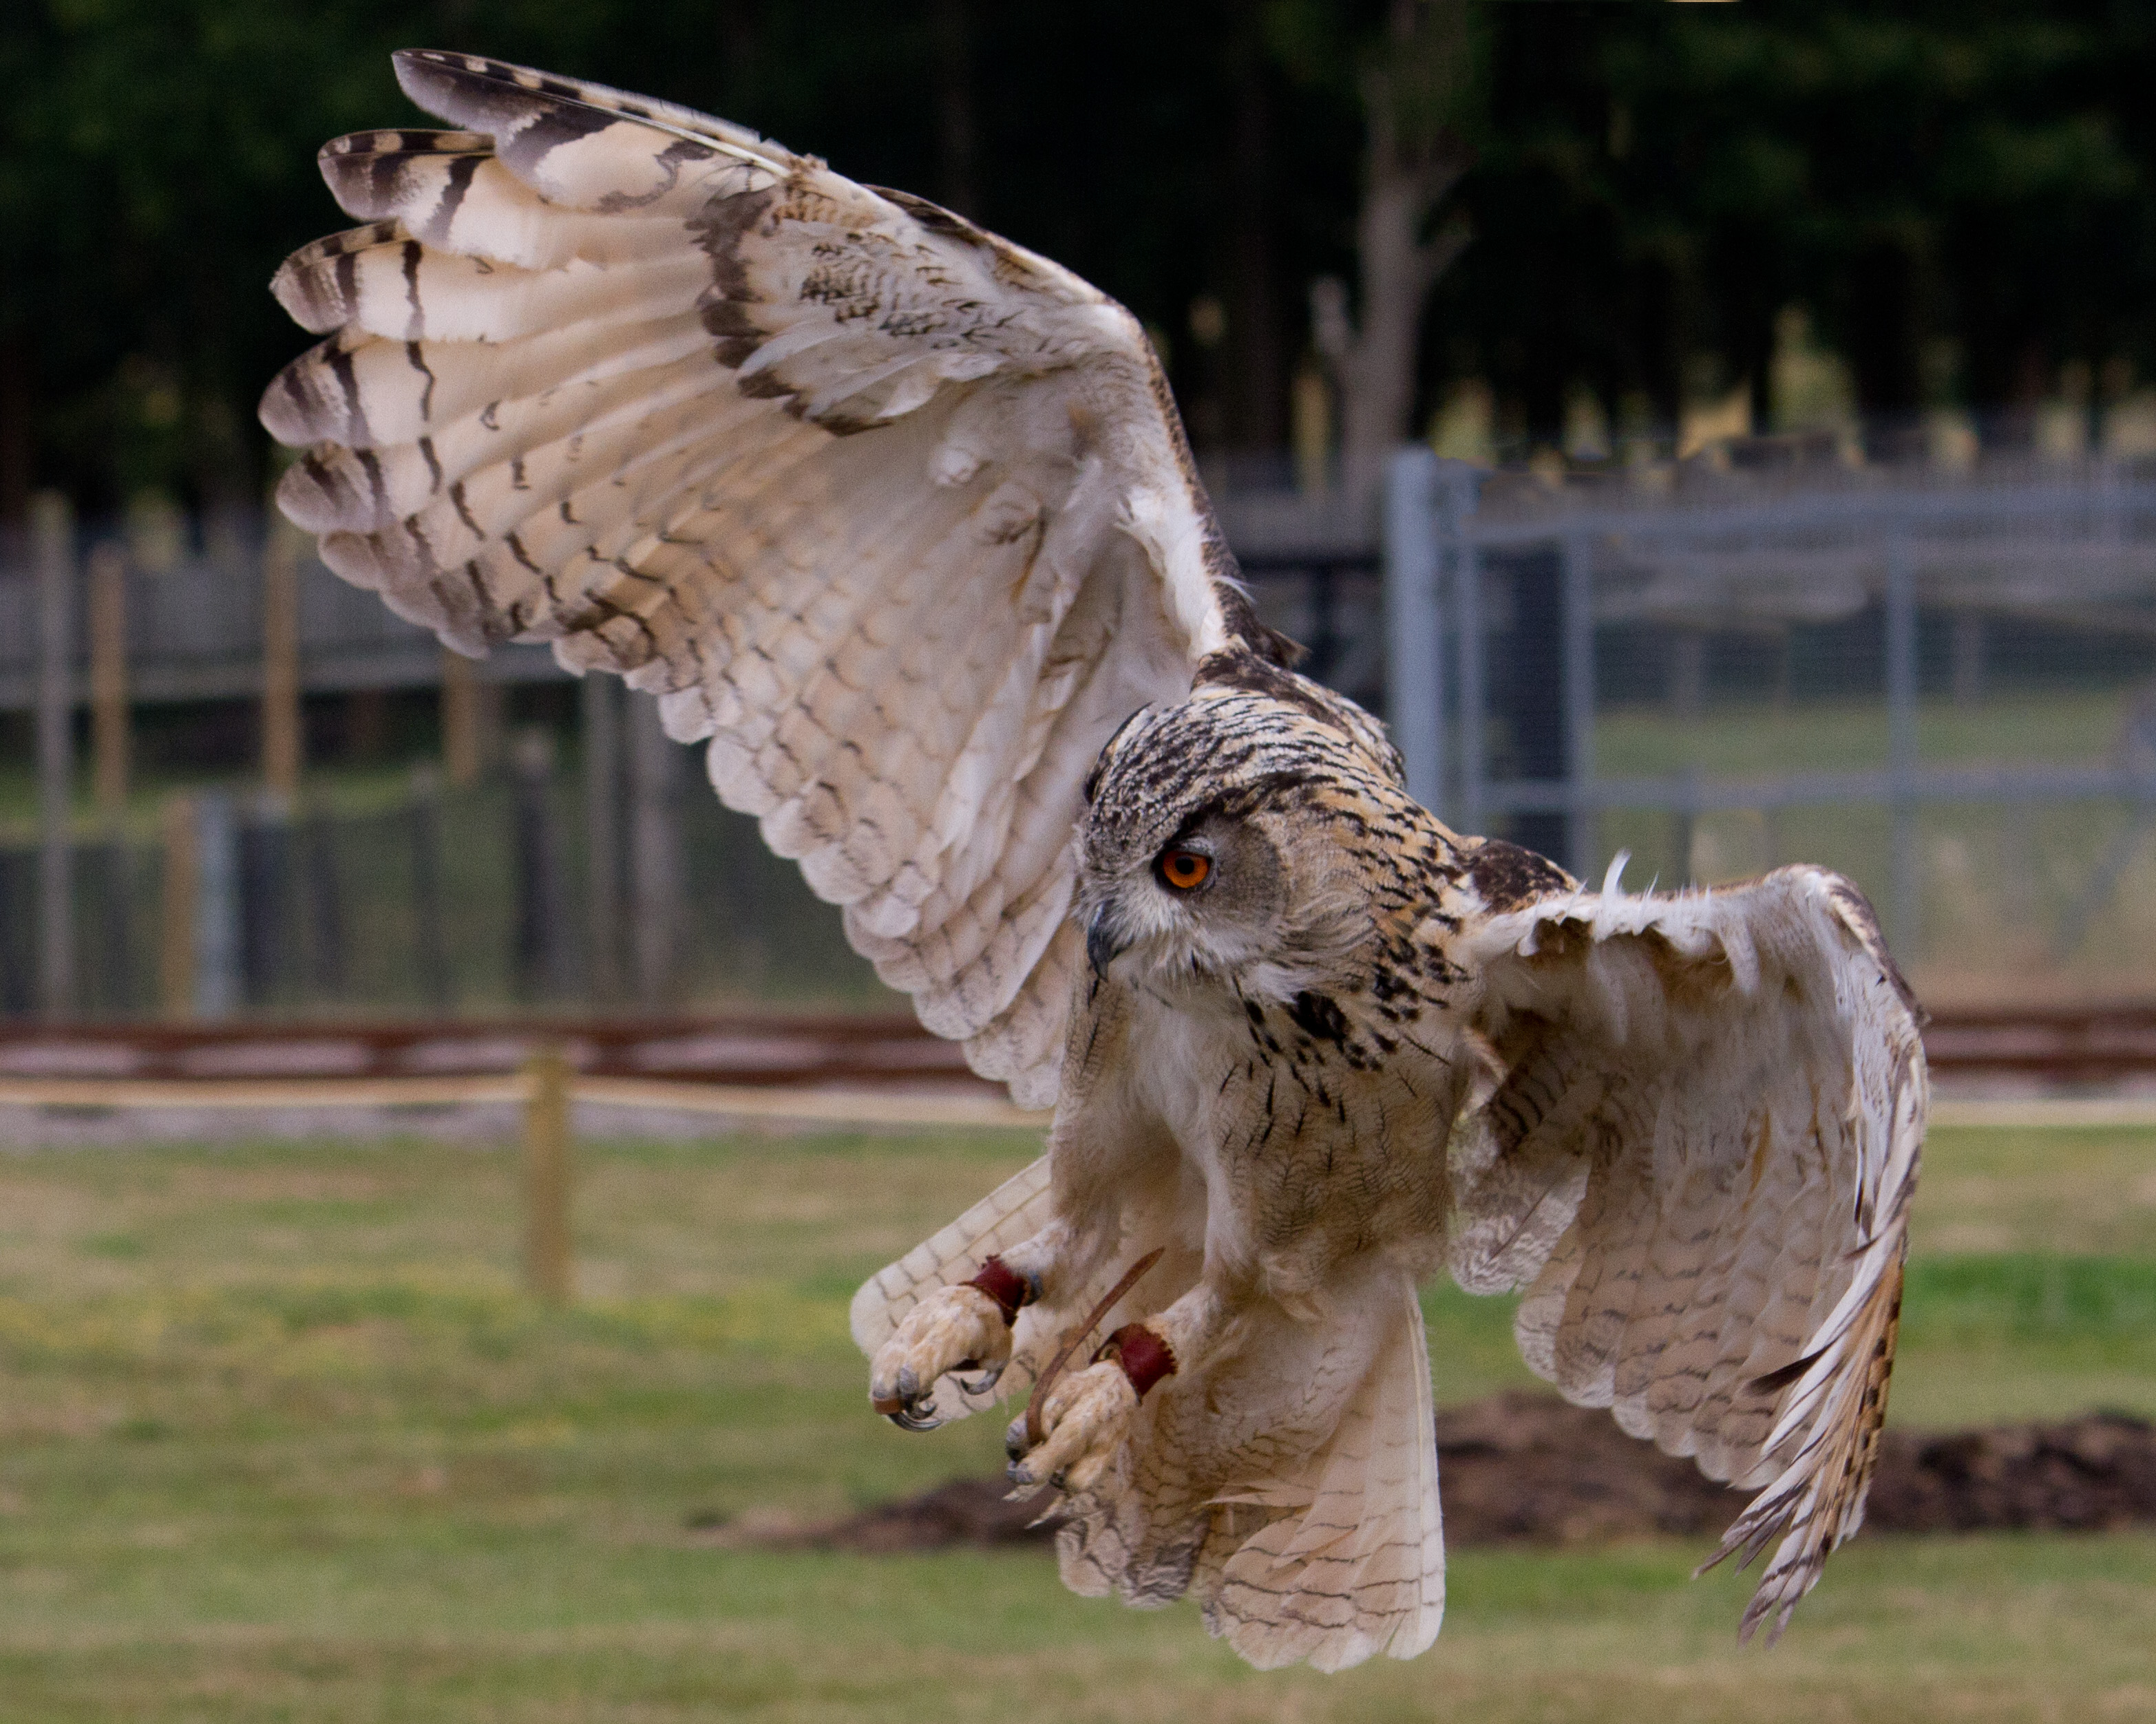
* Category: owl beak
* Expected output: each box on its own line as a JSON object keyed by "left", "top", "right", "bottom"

{"left": 1086, "top": 906, "right": 1128, "bottom": 977}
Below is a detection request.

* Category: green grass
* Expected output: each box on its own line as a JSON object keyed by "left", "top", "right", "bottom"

{"left": 1, "top": 1122, "right": 2152, "bottom": 1720}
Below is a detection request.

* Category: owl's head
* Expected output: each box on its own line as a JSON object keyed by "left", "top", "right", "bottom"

{"left": 1075, "top": 683, "right": 1390, "bottom": 1003}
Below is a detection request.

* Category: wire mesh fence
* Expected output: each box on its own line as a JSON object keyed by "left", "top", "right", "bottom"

{"left": 0, "top": 753, "right": 885, "bottom": 1022}
{"left": 1381, "top": 451, "right": 2156, "bottom": 1002}
{"left": 4, "top": 447, "right": 2153, "bottom": 1019}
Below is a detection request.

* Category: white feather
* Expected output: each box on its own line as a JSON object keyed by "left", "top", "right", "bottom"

{"left": 261, "top": 52, "right": 1233, "bottom": 1104}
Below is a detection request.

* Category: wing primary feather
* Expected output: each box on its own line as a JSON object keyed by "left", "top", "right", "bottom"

{"left": 1458, "top": 864, "right": 1927, "bottom": 1639}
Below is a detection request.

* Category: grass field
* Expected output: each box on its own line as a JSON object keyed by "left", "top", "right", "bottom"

{"left": 1, "top": 1121, "right": 2153, "bottom": 1721}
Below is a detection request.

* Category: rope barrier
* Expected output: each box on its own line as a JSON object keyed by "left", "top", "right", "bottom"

{"left": 0, "top": 1070, "right": 1046, "bottom": 1129}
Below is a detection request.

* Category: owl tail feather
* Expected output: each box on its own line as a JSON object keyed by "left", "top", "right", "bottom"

{"left": 1196, "top": 1281, "right": 1446, "bottom": 1672}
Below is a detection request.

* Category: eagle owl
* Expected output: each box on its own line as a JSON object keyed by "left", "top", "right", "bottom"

{"left": 264, "top": 53, "right": 1926, "bottom": 1673}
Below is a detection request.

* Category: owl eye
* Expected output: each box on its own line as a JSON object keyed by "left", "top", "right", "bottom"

{"left": 1156, "top": 848, "right": 1212, "bottom": 892}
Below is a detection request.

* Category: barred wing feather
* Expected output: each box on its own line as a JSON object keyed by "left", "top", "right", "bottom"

{"left": 1450, "top": 864, "right": 1925, "bottom": 1640}
{"left": 260, "top": 50, "right": 1254, "bottom": 1105}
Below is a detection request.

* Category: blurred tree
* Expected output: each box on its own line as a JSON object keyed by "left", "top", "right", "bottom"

{"left": 1340, "top": 0, "right": 1477, "bottom": 494}
{"left": 1268, "top": 0, "right": 1480, "bottom": 498}
{"left": 2, "top": 0, "right": 2153, "bottom": 520}
{"left": 1435, "top": 0, "right": 2156, "bottom": 453}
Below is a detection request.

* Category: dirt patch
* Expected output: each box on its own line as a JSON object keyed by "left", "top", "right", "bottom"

{"left": 1865, "top": 1407, "right": 2156, "bottom": 1533}
{"left": 706, "top": 1392, "right": 2156, "bottom": 1553}
{"left": 690, "top": 1478, "right": 1057, "bottom": 1552}
{"left": 1431, "top": 1392, "right": 2156, "bottom": 1543}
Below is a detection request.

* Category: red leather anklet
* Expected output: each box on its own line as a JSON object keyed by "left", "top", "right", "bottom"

{"left": 964, "top": 1256, "right": 1033, "bottom": 1326}
{"left": 1099, "top": 1323, "right": 1177, "bottom": 1398}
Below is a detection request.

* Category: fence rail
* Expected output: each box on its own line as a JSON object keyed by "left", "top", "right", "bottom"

{"left": 7, "top": 451, "right": 2156, "bottom": 1013}
{"left": 0, "top": 1003, "right": 2149, "bottom": 1089}
{"left": 0, "top": 499, "right": 1379, "bottom": 712}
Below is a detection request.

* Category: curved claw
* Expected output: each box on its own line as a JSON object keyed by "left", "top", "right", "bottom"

{"left": 867, "top": 1283, "right": 1016, "bottom": 1436}
{"left": 884, "top": 1400, "right": 945, "bottom": 1432}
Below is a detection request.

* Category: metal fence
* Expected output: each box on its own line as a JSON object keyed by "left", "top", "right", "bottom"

{"left": 0, "top": 732, "right": 885, "bottom": 1021}
{"left": 5, "top": 450, "right": 2153, "bottom": 1017}
{"left": 0, "top": 511, "right": 560, "bottom": 710}
{"left": 1382, "top": 450, "right": 2156, "bottom": 998}
{"left": 0, "top": 493, "right": 1376, "bottom": 1021}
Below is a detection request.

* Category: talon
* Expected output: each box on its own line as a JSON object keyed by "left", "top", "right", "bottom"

{"left": 865, "top": 1281, "right": 1018, "bottom": 1438}
{"left": 955, "top": 1362, "right": 1005, "bottom": 1396}
{"left": 887, "top": 1401, "right": 943, "bottom": 1432}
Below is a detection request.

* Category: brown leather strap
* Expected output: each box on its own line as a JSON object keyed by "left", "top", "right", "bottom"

{"left": 964, "top": 1255, "right": 1033, "bottom": 1326}
{"left": 1100, "top": 1323, "right": 1177, "bottom": 1399}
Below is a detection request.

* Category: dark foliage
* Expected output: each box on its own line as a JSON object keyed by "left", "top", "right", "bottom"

{"left": 2, "top": 1, "right": 2152, "bottom": 516}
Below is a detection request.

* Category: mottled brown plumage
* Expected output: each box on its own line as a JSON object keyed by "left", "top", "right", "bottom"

{"left": 263, "top": 52, "right": 1926, "bottom": 1673}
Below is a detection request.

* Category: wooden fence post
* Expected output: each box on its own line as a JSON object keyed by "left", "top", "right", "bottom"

{"left": 441, "top": 648, "right": 500, "bottom": 789}
{"left": 87, "top": 540, "right": 134, "bottom": 1014}
{"left": 522, "top": 1045, "right": 573, "bottom": 1306}
{"left": 88, "top": 541, "right": 129, "bottom": 817}
{"left": 33, "top": 491, "right": 74, "bottom": 1019}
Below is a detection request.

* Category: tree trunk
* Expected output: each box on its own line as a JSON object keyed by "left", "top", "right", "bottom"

{"left": 1337, "top": 0, "right": 1472, "bottom": 504}
{"left": 1340, "top": 162, "right": 1468, "bottom": 499}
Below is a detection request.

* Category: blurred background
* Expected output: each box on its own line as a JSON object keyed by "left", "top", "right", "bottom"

{"left": 4, "top": 0, "right": 2155, "bottom": 1018}
{"left": 2, "top": 8, "right": 2155, "bottom": 1724}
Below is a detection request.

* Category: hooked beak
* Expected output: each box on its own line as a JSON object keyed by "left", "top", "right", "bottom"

{"left": 1086, "top": 905, "right": 1128, "bottom": 977}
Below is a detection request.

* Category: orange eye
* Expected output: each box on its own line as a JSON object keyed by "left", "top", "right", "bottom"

{"left": 1158, "top": 849, "right": 1212, "bottom": 891}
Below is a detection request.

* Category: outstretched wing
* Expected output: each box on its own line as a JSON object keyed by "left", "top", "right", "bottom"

{"left": 260, "top": 50, "right": 1273, "bottom": 1105}
{"left": 1448, "top": 859, "right": 1925, "bottom": 1641}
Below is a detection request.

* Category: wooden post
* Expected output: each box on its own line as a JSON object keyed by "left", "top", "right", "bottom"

{"left": 158, "top": 794, "right": 197, "bottom": 1019}
{"left": 262, "top": 518, "right": 304, "bottom": 800}
{"left": 441, "top": 647, "right": 501, "bottom": 789}
{"left": 88, "top": 540, "right": 132, "bottom": 1012}
{"left": 88, "top": 541, "right": 129, "bottom": 817}
{"left": 522, "top": 1045, "right": 573, "bottom": 1306}
{"left": 33, "top": 491, "right": 74, "bottom": 1019}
